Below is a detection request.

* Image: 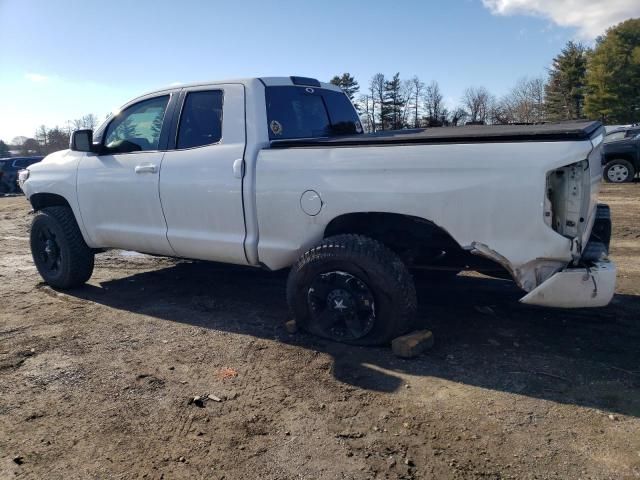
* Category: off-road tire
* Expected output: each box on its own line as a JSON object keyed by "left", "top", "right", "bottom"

{"left": 30, "top": 206, "right": 94, "bottom": 289}
{"left": 604, "top": 159, "right": 635, "bottom": 183}
{"left": 286, "top": 234, "right": 417, "bottom": 345}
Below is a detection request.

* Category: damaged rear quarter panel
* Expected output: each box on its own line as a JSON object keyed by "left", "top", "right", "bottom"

{"left": 255, "top": 139, "right": 595, "bottom": 286}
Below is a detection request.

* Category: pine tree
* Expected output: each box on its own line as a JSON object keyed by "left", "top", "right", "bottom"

{"left": 329, "top": 73, "right": 360, "bottom": 101}
{"left": 118, "top": 117, "right": 137, "bottom": 141}
{"left": 585, "top": 18, "right": 640, "bottom": 123}
{"left": 150, "top": 112, "right": 164, "bottom": 142}
{"left": 383, "top": 73, "right": 404, "bottom": 130}
{"left": 544, "top": 41, "right": 588, "bottom": 121}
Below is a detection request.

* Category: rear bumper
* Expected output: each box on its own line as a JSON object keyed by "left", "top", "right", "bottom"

{"left": 519, "top": 260, "right": 616, "bottom": 307}
{"left": 520, "top": 203, "right": 616, "bottom": 308}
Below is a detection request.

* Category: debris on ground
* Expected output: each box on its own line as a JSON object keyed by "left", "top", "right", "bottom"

{"left": 284, "top": 319, "right": 298, "bottom": 334}
{"left": 391, "top": 330, "right": 434, "bottom": 358}
{"left": 1, "top": 188, "right": 639, "bottom": 479}
{"left": 217, "top": 367, "right": 238, "bottom": 380}
{"left": 188, "top": 395, "right": 206, "bottom": 408}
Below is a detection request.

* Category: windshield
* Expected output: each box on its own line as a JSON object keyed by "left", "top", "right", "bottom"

{"left": 265, "top": 86, "right": 362, "bottom": 140}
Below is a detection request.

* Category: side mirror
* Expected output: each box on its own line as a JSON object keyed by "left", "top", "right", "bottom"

{"left": 70, "top": 129, "right": 94, "bottom": 152}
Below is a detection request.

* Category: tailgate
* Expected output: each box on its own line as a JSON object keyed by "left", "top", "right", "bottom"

{"left": 582, "top": 127, "right": 606, "bottom": 251}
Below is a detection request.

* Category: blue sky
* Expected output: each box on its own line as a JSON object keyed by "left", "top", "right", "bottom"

{"left": 1, "top": 0, "right": 639, "bottom": 143}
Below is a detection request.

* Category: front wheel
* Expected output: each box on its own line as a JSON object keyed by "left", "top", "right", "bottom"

{"left": 604, "top": 159, "right": 635, "bottom": 183}
{"left": 30, "top": 206, "right": 95, "bottom": 289}
{"left": 286, "top": 235, "right": 417, "bottom": 346}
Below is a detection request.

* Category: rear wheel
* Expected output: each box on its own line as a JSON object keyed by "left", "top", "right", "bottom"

{"left": 604, "top": 159, "right": 635, "bottom": 183}
{"left": 30, "top": 207, "right": 94, "bottom": 289}
{"left": 286, "top": 235, "right": 417, "bottom": 345}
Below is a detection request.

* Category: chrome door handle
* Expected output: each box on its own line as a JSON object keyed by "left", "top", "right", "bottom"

{"left": 135, "top": 164, "right": 157, "bottom": 174}
{"left": 232, "top": 158, "right": 244, "bottom": 179}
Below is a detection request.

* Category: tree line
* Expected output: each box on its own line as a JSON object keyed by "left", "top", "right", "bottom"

{"left": 331, "top": 18, "right": 640, "bottom": 132}
{"left": 2, "top": 114, "right": 101, "bottom": 157}
{"left": 3, "top": 18, "right": 638, "bottom": 158}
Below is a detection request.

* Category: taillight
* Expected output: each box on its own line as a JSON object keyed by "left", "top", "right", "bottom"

{"left": 545, "top": 159, "right": 590, "bottom": 239}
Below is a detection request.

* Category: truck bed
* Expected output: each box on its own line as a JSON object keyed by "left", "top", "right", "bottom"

{"left": 270, "top": 121, "right": 603, "bottom": 148}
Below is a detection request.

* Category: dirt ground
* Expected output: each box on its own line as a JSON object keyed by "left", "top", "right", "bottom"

{"left": 1, "top": 184, "right": 639, "bottom": 480}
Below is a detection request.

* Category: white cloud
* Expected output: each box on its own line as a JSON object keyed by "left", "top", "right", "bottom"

{"left": 482, "top": 0, "right": 640, "bottom": 39}
{"left": 25, "top": 73, "right": 48, "bottom": 83}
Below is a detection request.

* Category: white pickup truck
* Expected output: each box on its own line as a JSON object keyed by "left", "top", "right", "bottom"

{"left": 20, "top": 76, "right": 615, "bottom": 345}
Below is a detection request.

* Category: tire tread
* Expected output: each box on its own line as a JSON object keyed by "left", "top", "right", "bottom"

{"left": 286, "top": 234, "right": 417, "bottom": 345}
{"left": 31, "top": 207, "right": 94, "bottom": 288}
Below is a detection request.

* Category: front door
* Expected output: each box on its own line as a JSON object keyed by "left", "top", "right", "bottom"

{"left": 159, "top": 84, "right": 247, "bottom": 264}
{"left": 77, "top": 94, "right": 176, "bottom": 255}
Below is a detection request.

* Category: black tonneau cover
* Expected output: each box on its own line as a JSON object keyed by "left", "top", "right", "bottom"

{"left": 270, "top": 121, "right": 602, "bottom": 148}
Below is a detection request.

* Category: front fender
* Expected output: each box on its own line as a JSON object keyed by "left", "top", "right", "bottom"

{"left": 23, "top": 150, "right": 94, "bottom": 247}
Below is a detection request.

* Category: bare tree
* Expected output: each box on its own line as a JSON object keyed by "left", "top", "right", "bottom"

{"left": 35, "top": 125, "right": 49, "bottom": 150}
{"left": 408, "top": 76, "right": 425, "bottom": 128}
{"left": 370, "top": 73, "right": 386, "bottom": 131}
{"left": 72, "top": 114, "right": 99, "bottom": 131}
{"left": 462, "top": 86, "right": 494, "bottom": 124}
{"left": 494, "top": 77, "right": 546, "bottom": 124}
{"left": 425, "top": 81, "right": 445, "bottom": 126}
{"left": 449, "top": 108, "right": 467, "bottom": 126}
{"left": 11, "top": 136, "right": 28, "bottom": 147}
{"left": 20, "top": 138, "right": 41, "bottom": 156}
{"left": 399, "top": 79, "right": 415, "bottom": 129}
{"left": 356, "top": 94, "right": 375, "bottom": 132}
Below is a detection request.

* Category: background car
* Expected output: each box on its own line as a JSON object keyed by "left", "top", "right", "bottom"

{"left": 0, "top": 156, "right": 44, "bottom": 193}
{"left": 602, "top": 125, "right": 640, "bottom": 183}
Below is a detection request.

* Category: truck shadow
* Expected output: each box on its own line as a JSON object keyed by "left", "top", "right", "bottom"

{"left": 68, "top": 259, "right": 640, "bottom": 417}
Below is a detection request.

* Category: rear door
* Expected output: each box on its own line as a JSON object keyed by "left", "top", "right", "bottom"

{"left": 159, "top": 84, "right": 248, "bottom": 264}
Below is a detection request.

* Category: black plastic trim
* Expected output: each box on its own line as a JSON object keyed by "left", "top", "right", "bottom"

{"left": 269, "top": 121, "right": 603, "bottom": 149}
{"left": 158, "top": 92, "right": 180, "bottom": 151}
{"left": 290, "top": 76, "right": 321, "bottom": 87}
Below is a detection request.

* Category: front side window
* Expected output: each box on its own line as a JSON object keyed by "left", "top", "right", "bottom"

{"left": 176, "top": 90, "right": 223, "bottom": 149}
{"left": 104, "top": 95, "right": 169, "bottom": 153}
{"left": 265, "top": 86, "right": 362, "bottom": 140}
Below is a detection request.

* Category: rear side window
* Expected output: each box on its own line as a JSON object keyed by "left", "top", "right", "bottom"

{"left": 13, "top": 159, "right": 28, "bottom": 168}
{"left": 177, "top": 90, "right": 224, "bottom": 149}
{"left": 265, "top": 86, "right": 362, "bottom": 140}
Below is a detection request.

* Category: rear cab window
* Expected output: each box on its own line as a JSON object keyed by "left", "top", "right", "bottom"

{"left": 265, "top": 86, "right": 362, "bottom": 140}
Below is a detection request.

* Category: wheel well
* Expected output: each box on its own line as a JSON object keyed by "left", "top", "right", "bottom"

{"left": 323, "top": 212, "right": 508, "bottom": 274}
{"left": 604, "top": 154, "right": 635, "bottom": 165}
{"left": 324, "top": 212, "right": 464, "bottom": 266}
{"left": 29, "top": 193, "right": 71, "bottom": 211}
